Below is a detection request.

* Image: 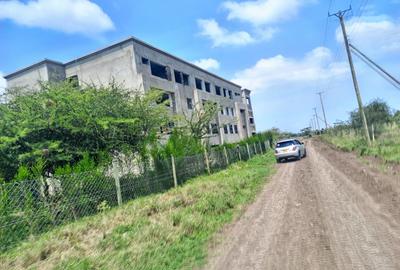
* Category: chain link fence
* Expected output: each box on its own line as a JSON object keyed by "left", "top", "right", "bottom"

{"left": 0, "top": 141, "right": 270, "bottom": 253}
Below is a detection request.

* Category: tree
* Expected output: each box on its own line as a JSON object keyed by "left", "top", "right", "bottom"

{"left": 153, "top": 101, "right": 220, "bottom": 159}
{"left": 182, "top": 101, "right": 220, "bottom": 141}
{"left": 300, "top": 127, "right": 312, "bottom": 136}
{"left": 0, "top": 81, "right": 169, "bottom": 181}
{"left": 350, "top": 99, "right": 393, "bottom": 129}
{"left": 393, "top": 111, "right": 400, "bottom": 124}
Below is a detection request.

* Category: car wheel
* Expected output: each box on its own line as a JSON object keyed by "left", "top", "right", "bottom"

{"left": 303, "top": 149, "right": 307, "bottom": 158}
{"left": 276, "top": 158, "right": 281, "bottom": 163}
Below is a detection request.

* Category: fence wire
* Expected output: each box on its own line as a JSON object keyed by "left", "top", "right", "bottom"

{"left": 0, "top": 141, "right": 269, "bottom": 253}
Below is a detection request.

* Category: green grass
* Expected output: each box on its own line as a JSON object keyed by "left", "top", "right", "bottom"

{"left": 321, "top": 123, "right": 400, "bottom": 163}
{"left": 0, "top": 153, "right": 276, "bottom": 270}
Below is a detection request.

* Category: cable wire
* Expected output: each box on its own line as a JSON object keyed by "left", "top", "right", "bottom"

{"left": 351, "top": 48, "right": 400, "bottom": 90}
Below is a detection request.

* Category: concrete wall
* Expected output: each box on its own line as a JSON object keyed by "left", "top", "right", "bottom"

{"left": 47, "top": 62, "right": 66, "bottom": 82}
{"left": 6, "top": 61, "right": 66, "bottom": 92}
{"left": 242, "top": 89, "right": 256, "bottom": 135}
{"left": 6, "top": 64, "right": 49, "bottom": 91}
{"left": 133, "top": 41, "right": 245, "bottom": 144}
{"left": 5, "top": 38, "right": 256, "bottom": 145}
{"left": 65, "top": 41, "right": 141, "bottom": 92}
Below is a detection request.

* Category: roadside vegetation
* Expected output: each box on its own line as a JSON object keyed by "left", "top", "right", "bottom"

{"left": 0, "top": 81, "right": 277, "bottom": 256}
{"left": 321, "top": 99, "right": 400, "bottom": 162}
{"left": 0, "top": 153, "right": 276, "bottom": 270}
{"left": 0, "top": 81, "right": 170, "bottom": 182}
{"left": 0, "top": 81, "right": 276, "bottom": 183}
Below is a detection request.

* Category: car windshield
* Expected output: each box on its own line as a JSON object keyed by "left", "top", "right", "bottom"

{"left": 276, "top": 141, "right": 295, "bottom": 148}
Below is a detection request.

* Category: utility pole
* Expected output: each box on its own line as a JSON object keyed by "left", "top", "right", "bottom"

{"left": 310, "top": 119, "right": 314, "bottom": 135}
{"left": 313, "top": 108, "right": 320, "bottom": 130}
{"left": 317, "top": 92, "right": 328, "bottom": 129}
{"left": 312, "top": 116, "right": 317, "bottom": 133}
{"left": 330, "top": 7, "right": 371, "bottom": 145}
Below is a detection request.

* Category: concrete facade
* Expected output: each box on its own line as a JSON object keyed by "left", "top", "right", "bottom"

{"left": 5, "top": 60, "right": 65, "bottom": 91}
{"left": 4, "top": 37, "right": 256, "bottom": 144}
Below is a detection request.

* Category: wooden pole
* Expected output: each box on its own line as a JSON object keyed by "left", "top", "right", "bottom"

{"left": 223, "top": 146, "right": 229, "bottom": 166}
{"left": 264, "top": 141, "right": 269, "bottom": 151}
{"left": 114, "top": 177, "right": 122, "bottom": 206}
{"left": 112, "top": 161, "right": 122, "bottom": 206}
{"left": 204, "top": 147, "right": 211, "bottom": 174}
{"left": 246, "top": 143, "right": 251, "bottom": 158}
{"left": 336, "top": 11, "right": 371, "bottom": 145}
{"left": 171, "top": 155, "right": 178, "bottom": 188}
{"left": 372, "top": 124, "right": 375, "bottom": 143}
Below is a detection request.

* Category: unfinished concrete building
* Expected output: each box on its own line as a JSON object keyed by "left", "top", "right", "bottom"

{"left": 4, "top": 37, "right": 256, "bottom": 145}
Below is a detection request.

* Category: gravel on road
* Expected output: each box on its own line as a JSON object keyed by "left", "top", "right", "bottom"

{"left": 205, "top": 139, "right": 400, "bottom": 270}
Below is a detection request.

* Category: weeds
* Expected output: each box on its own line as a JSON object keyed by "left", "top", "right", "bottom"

{"left": 0, "top": 153, "right": 275, "bottom": 270}
{"left": 322, "top": 123, "right": 400, "bottom": 163}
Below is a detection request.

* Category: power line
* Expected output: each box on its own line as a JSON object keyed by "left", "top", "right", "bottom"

{"left": 322, "top": 0, "right": 334, "bottom": 47}
{"left": 316, "top": 115, "right": 326, "bottom": 124}
{"left": 349, "top": 44, "right": 400, "bottom": 89}
{"left": 323, "top": 0, "right": 368, "bottom": 94}
{"left": 314, "top": 0, "right": 335, "bottom": 113}
{"left": 352, "top": 51, "right": 400, "bottom": 90}
{"left": 348, "top": 0, "right": 370, "bottom": 38}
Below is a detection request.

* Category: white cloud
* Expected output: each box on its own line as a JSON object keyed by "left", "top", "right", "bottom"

{"left": 230, "top": 47, "right": 351, "bottom": 132}
{"left": 0, "top": 0, "right": 114, "bottom": 36}
{"left": 254, "top": 26, "right": 278, "bottom": 41}
{"left": 197, "top": 19, "right": 255, "bottom": 47}
{"left": 232, "top": 47, "right": 347, "bottom": 92}
{"left": 192, "top": 58, "right": 220, "bottom": 71}
{"left": 222, "top": 0, "right": 314, "bottom": 26}
{"left": 336, "top": 15, "right": 400, "bottom": 56}
{"left": 197, "top": 0, "right": 311, "bottom": 46}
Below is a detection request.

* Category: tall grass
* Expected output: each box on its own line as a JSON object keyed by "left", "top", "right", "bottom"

{"left": 322, "top": 123, "right": 400, "bottom": 162}
{"left": 0, "top": 153, "right": 276, "bottom": 270}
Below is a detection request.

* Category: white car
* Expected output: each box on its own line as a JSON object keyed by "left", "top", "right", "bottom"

{"left": 274, "top": 139, "right": 306, "bottom": 163}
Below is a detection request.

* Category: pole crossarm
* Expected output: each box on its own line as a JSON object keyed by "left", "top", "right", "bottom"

{"left": 328, "top": 6, "right": 352, "bottom": 18}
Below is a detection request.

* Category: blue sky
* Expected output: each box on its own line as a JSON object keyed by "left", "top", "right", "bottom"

{"left": 1, "top": 0, "right": 400, "bottom": 132}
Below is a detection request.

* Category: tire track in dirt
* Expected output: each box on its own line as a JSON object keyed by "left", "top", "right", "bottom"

{"left": 205, "top": 140, "right": 400, "bottom": 270}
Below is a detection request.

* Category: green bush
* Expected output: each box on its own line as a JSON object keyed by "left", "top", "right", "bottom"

{"left": 0, "top": 81, "right": 169, "bottom": 181}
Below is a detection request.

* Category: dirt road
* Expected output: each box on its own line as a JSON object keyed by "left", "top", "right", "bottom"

{"left": 205, "top": 139, "right": 400, "bottom": 270}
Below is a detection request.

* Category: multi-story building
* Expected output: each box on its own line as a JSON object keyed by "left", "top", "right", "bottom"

{"left": 4, "top": 37, "right": 256, "bottom": 144}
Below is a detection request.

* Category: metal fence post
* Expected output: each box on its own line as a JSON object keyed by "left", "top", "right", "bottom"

{"left": 246, "top": 143, "right": 251, "bottom": 158}
{"left": 223, "top": 146, "right": 229, "bottom": 166}
{"left": 204, "top": 147, "right": 211, "bottom": 174}
{"left": 171, "top": 155, "right": 178, "bottom": 188}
